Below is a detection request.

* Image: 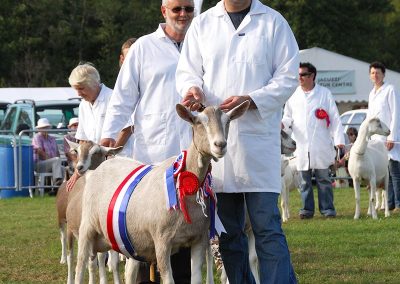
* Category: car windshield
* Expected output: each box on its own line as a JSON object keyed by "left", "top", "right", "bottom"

{"left": 36, "top": 105, "right": 79, "bottom": 129}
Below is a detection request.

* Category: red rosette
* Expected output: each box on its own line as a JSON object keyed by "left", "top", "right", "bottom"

{"left": 315, "top": 108, "right": 330, "bottom": 127}
{"left": 178, "top": 171, "right": 199, "bottom": 224}
{"left": 179, "top": 171, "right": 199, "bottom": 196}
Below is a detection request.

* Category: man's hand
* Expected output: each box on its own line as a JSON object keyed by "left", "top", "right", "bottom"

{"left": 66, "top": 171, "right": 81, "bottom": 192}
{"left": 181, "top": 86, "right": 205, "bottom": 111}
{"left": 386, "top": 140, "right": 394, "bottom": 151}
{"left": 220, "top": 95, "right": 255, "bottom": 112}
{"left": 100, "top": 138, "right": 116, "bottom": 147}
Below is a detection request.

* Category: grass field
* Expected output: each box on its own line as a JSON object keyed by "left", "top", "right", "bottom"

{"left": 1, "top": 187, "right": 400, "bottom": 283}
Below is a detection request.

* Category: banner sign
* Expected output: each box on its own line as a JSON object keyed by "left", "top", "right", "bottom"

{"left": 316, "top": 70, "right": 355, "bottom": 94}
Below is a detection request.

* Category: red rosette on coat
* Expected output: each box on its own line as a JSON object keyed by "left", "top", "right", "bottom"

{"left": 178, "top": 171, "right": 199, "bottom": 224}
{"left": 315, "top": 108, "right": 330, "bottom": 127}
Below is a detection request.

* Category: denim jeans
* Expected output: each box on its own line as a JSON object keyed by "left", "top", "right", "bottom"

{"left": 388, "top": 159, "right": 400, "bottom": 209}
{"left": 299, "top": 169, "right": 336, "bottom": 217}
{"left": 216, "top": 192, "right": 297, "bottom": 284}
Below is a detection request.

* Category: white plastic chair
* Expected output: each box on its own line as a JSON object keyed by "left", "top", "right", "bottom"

{"left": 30, "top": 171, "right": 53, "bottom": 197}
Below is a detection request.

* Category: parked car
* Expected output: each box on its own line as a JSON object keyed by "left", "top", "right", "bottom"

{"left": 0, "top": 101, "right": 9, "bottom": 124}
{"left": 340, "top": 109, "right": 367, "bottom": 134}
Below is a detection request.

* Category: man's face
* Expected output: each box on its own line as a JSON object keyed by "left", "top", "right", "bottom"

{"left": 298, "top": 67, "right": 314, "bottom": 89}
{"left": 162, "top": 0, "right": 194, "bottom": 35}
{"left": 369, "top": 67, "right": 384, "bottom": 86}
{"left": 119, "top": 47, "right": 130, "bottom": 67}
{"left": 72, "top": 84, "right": 99, "bottom": 103}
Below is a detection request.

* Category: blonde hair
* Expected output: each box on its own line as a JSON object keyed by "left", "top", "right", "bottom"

{"left": 68, "top": 62, "right": 101, "bottom": 89}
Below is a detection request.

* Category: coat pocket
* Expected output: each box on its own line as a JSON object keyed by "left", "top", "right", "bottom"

{"left": 136, "top": 113, "right": 167, "bottom": 145}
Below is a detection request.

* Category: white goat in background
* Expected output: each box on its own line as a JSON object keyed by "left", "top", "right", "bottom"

{"left": 348, "top": 117, "right": 390, "bottom": 219}
{"left": 280, "top": 156, "right": 301, "bottom": 223}
{"left": 74, "top": 102, "right": 249, "bottom": 284}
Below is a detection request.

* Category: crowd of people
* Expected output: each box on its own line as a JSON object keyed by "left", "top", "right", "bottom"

{"left": 30, "top": 0, "right": 400, "bottom": 283}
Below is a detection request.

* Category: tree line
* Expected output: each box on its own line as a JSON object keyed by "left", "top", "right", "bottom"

{"left": 1, "top": 0, "right": 399, "bottom": 88}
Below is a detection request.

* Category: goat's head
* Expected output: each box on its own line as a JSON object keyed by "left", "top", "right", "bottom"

{"left": 364, "top": 117, "right": 390, "bottom": 137}
{"left": 281, "top": 129, "right": 296, "bottom": 155}
{"left": 176, "top": 101, "right": 250, "bottom": 160}
{"left": 66, "top": 140, "right": 124, "bottom": 175}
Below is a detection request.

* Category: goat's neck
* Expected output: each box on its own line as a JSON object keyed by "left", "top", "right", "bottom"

{"left": 352, "top": 124, "right": 370, "bottom": 156}
{"left": 186, "top": 143, "right": 211, "bottom": 184}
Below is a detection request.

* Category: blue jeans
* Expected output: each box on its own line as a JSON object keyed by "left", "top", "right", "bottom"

{"left": 299, "top": 169, "right": 336, "bottom": 217}
{"left": 388, "top": 159, "right": 400, "bottom": 209}
{"left": 216, "top": 192, "right": 297, "bottom": 284}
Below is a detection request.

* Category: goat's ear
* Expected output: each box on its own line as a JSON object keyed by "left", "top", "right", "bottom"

{"left": 100, "top": 145, "right": 124, "bottom": 156}
{"left": 176, "top": 104, "right": 196, "bottom": 125}
{"left": 226, "top": 100, "right": 250, "bottom": 120}
{"left": 66, "top": 138, "right": 80, "bottom": 151}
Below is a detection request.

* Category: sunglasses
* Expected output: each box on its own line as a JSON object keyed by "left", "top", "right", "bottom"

{"left": 166, "top": 6, "right": 195, "bottom": 13}
{"left": 299, "top": 72, "right": 312, "bottom": 77}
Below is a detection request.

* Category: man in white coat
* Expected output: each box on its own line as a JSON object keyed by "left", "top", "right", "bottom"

{"left": 100, "top": 0, "right": 195, "bottom": 282}
{"left": 282, "top": 62, "right": 345, "bottom": 219}
{"left": 367, "top": 61, "right": 400, "bottom": 211}
{"left": 176, "top": 0, "right": 299, "bottom": 283}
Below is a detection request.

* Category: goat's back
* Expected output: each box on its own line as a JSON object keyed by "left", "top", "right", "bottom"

{"left": 349, "top": 140, "right": 388, "bottom": 183}
{"left": 82, "top": 157, "right": 210, "bottom": 261}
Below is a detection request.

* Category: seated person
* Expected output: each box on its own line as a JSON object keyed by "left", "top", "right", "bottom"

{"left": 32, "top": 118, "right": 63, "bottom": 186}
{"left": 63, "top": 117, "right": 79, "bottom": 172}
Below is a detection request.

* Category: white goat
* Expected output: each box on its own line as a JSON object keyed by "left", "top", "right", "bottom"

{"left": 56, "top": 141, "right": 123, "bottom": 284}
{"left": 348, "top": 117, "right": 390, "bottom": 219}
{"left": 280, "top": 156, "right": 301, "bottom": 223}
{"left": 74, "top": 102, "right": 250, "bottom": 284}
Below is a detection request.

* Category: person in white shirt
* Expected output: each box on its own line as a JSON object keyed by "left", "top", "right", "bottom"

{"left": 282, "top": 62, "right": 345, "bottom": 220}
{"left": 100, "top": 0, "right": 195, "bottom": 282}
{"left": 176, "top": 0, "right": 299, "bottom": 283}
{"left": 66, "top": 63, "right": 113, "bottom": 190}
{"left": 367, "top": 61, "right": 400, "bottom": 211}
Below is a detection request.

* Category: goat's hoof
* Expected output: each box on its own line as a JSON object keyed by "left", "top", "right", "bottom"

{"left": 354, "top": 215, "right": 360, "bottom": 220}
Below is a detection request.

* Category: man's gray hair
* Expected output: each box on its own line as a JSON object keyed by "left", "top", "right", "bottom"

{"left": 68, "top": 62, "right": 101, "bottom": 89}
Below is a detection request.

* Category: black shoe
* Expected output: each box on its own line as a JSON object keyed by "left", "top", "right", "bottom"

{"left": 324, "top": 214, "right": 336, "bottom": 218}
{"left": 299, "top": 214, "right": 313, "bottom": 219}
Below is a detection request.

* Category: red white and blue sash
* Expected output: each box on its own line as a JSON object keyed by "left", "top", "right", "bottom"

{"left": 107, "top": 164, "right": 153, "bottom": 259}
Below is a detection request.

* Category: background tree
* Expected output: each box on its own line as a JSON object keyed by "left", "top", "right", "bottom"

{"left": 0, "top": 0, "right": 399, "bottom": 87}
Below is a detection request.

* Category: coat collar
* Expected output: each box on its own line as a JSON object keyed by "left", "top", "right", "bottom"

{"left": 213, "top": 0, "right": 268, "bottom": 17}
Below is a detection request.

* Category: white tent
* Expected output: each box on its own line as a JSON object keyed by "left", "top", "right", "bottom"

{"left": 0, "top": 87, "right": 78, "bottom": 103}
{"left": 300, "top": 47, "right": 400, "bottom": 113}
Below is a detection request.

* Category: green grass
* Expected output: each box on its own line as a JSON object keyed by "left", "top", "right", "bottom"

{"left": 1, "top": 187, "right": 400, "bottom": 283}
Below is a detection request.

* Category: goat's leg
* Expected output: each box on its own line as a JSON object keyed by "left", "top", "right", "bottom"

{"left": 247, "top": 230, "right": 260, "bottom": 284}
{"left": 74, "top": 226, "right": 92, "bottom": 284}
{"left": 369, "top": 179, "right": 378, "bottom": 219}
{"left": 108, "top": 250, "right": 122, "bottom": 284}
{"left": 375, "top": 189, "right": 381, "bottom": 210}
{"left": 220, "top": 267, "right": 228, "bottom": 284}
{"left": 280, "top": 184, "right": 288, "bottom": 223}
{"left": 60, "top": 223, "right": 67, "bottom": 264}
{"left": 384, "top": 174, "right": 390, "bottom": 217}
{"left": 381, "top": 190, "right": 386, "bottom": 210}
{"left": 353, "top": 180, "right": 361, "bottom": 219}
{"left": 205, "top": 244, "right": 215, "bottom": 284}
{"left": 88, "top": 254, "right": 98, "bottom": 284}
{"left": 66, "top": 230, "right": 74, "bottom": 284}
{"left": 191, "top": 239, "right": 207, "bottom": 284}
{"left": 124, "top": 258, "right": 140, "bottom": 284}
{"left": 154, "top": 241, "right": 174, "bottom": 284}
{"left": 97, "top": 252, "right": 108, "bottom": 284}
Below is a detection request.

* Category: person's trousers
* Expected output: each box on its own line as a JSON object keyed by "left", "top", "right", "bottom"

{"left": 35, "top": 157, "right": 63, "bottom": 182}
{"left": 217, "top": 192, "right": 297, "bottom": 284}
{"left": 388, "top": 159, "right": 400, "bottom": 209}
{"left": 299, "top": 169, "right": 336, "bottom": 217}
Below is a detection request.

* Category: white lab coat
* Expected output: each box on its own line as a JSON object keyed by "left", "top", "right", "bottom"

{"left": 282, "top": 84, "right": 345, "bottom": 171}
{"left": 367, "top": 82, "right": 400, "bottom": 161}
{"left": 75, "top": 84, "right": 112, "bottom": 143}
{"left": 176, "top": 0, "right": 299, "bottom": 193}
{"left": 102, "top": 24, "right": 188, "bottom": 164}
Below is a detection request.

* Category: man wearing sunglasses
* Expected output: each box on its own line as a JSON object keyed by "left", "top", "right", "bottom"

{"left": 101, "top": 0, "right": 195, "bottom": 283}
{"left": 177, "top": 0, "right": 299, "bottom": 283}
{"left": 282, "top": 62, "right": 345, "bottom": 220}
